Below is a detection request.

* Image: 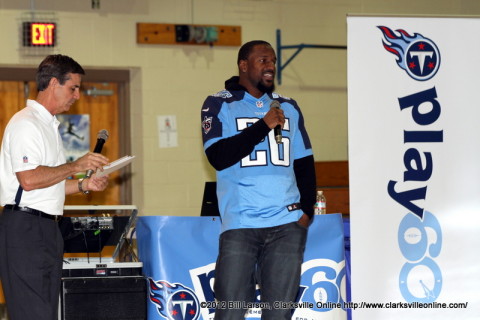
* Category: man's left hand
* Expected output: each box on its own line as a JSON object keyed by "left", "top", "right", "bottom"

{"left": 297, "top": 213, "right": 311, "bottom": 228}
{"left": 85, "top": 175, "right": 109, "bottom": 192}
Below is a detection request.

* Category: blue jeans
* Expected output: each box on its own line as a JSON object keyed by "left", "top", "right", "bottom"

{"left": 214, "top": 221, "right": 308, "bottom": 320}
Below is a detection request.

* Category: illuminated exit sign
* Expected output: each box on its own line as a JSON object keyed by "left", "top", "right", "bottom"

{"left": 22, "top": 22, "right": 56, "bottom": 47}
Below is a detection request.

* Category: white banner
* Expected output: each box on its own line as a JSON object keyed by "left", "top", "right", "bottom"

{"left": 348, "top": 16, "right": 480, "bottom": 319}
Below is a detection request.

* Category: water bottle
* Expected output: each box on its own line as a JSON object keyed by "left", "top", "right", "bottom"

{"left": 314, "top": 190, "right": 327, "bottom": 215}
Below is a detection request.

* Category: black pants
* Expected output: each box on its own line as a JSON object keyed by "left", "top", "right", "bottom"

{"left": 0, "top": 208, "right": 63, "bottom": 320}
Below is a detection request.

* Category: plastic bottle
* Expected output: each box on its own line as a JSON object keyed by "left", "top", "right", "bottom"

{"left": 314, "top": 190, "right": 327, "bottom": 215}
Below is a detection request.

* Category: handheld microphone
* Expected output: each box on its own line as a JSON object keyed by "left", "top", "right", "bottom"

{"left": 270, "top": 100, "right": 282, "bottom": 144}
{"left": 85, "top": 129, "right": 109, "bottom": 178}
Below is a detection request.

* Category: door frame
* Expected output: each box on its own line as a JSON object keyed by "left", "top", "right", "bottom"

{"left": 0, "top": 66, "right": 132, "bottom": 204}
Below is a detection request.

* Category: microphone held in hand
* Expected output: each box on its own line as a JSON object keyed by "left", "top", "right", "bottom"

{"left": 85, "top": 129, "right": 109, "bottom": 178}
{"left": 270, "top": 100, "right": 282, "bottom": 144}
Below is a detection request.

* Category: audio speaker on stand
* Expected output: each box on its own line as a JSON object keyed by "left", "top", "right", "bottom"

{"left": 61, "top": 276, "right": 147, "bottom": 320}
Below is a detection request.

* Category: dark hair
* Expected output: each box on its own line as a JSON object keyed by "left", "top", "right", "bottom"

{"left": 36, "top": 54, "right": 85, "bottom": 91}
{"left": 237, "top": 40, "right": 272, "bottom": 65}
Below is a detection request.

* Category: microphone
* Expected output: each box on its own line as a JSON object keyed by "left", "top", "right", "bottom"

{"left": 85, "top": 129, "right": 109, "bottom": 178}
{"left": 270, "top": 100, "right": 282, "bottom": 144}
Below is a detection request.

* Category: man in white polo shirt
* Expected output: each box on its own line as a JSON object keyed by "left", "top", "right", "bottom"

{"left": 0, "top": 54, "right": 110, "bottom": 320}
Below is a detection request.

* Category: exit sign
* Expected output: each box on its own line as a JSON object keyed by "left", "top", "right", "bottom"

{"left": 23, "top": 22, "right": 56, "bottom": 47}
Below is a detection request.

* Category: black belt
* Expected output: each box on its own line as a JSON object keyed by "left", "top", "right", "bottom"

{"left": 3, "top": 204, "right": 61, "bottom": 222}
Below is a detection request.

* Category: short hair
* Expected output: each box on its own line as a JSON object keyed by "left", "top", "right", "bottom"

{"left": 237, "top": 40, "right": 273, "bottom": 65}
{"left": 36, "top": 54, "right": 85, "bottom": 91}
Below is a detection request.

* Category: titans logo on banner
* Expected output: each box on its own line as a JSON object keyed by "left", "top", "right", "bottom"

{"left": 149, "top": 278, "right": 200, "bottom": 320}
{"left": 378, "top": 26, "right": 440, "bottom": 81}
{"left": 379, "top": 26, "right": 444, "bottom": 303}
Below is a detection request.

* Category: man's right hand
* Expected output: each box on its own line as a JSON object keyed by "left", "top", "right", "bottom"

{"left": 74, "top": 152, "right": 109, "bottom": 174}
{"left": 263, "top": 107, "right": 285, "bottom": 129}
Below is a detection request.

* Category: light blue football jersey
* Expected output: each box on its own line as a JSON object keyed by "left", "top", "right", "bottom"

{"left": 201, "top": 89, "right": 313, "bottom": 232}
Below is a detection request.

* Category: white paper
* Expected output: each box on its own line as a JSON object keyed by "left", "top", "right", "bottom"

{"left": 95, "top": 155, "right": 135, "bottom": 177}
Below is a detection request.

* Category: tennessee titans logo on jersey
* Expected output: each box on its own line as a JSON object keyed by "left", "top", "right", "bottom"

{"left": 272, "top": 92, "right": 291, "bottom": 100}
{"left": 378, "top": 26, "right": 440, "bottom": 81}
{"left": 211, "top": 90, "right": 233, "bottom": 98}
{"left": 148, "top": 278, "right": 200, "bottom": 320}
{"left": 202, "top": 116, "right": 213, "bottom": 134}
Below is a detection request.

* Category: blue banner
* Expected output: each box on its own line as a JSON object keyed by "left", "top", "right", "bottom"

{"left": 137, "top": 214, "right": 346, "bottom": 320}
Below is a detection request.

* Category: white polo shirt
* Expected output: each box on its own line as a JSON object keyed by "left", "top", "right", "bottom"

{"left": 0, "top": 100, "right": 66, "bottom": 216}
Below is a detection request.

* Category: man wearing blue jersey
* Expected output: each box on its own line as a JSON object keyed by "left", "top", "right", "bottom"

{"left": 201, "top": 40, "right": 316, "bottom": 319}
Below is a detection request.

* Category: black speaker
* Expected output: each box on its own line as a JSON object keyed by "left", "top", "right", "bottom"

{"left": 61, "top": 276, "right": 147, "bottom": 320}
